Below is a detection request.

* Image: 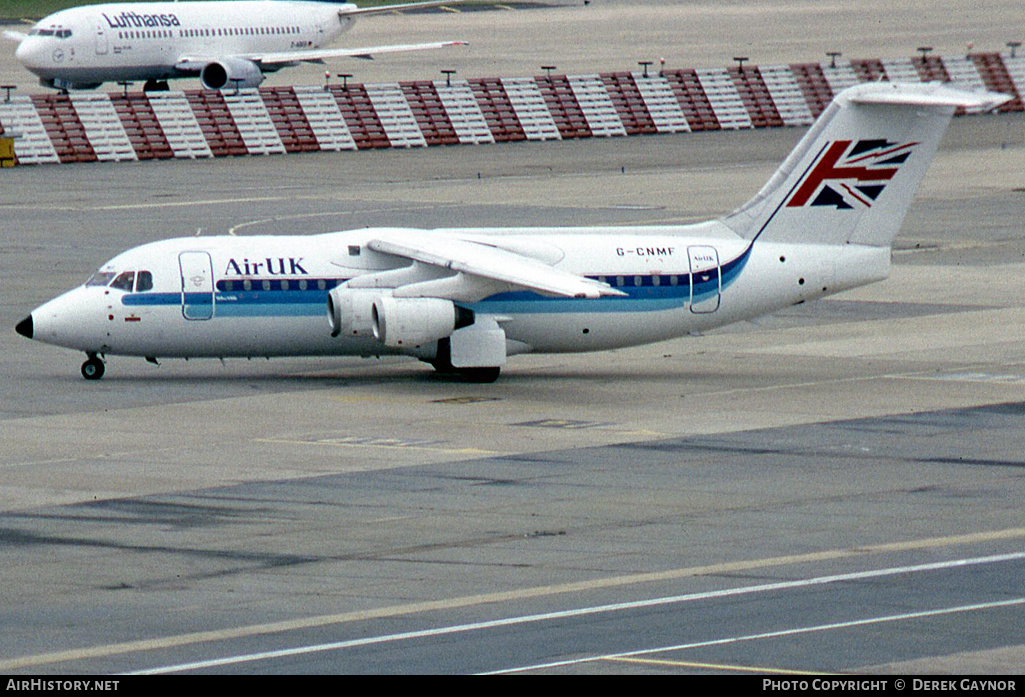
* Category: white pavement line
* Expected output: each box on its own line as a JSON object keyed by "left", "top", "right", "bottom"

{"left": 488, "top": 597, "right": 1025, "bottom": 675}
{"left": 130, "top": 551, "right": 1025, "bottom": 675}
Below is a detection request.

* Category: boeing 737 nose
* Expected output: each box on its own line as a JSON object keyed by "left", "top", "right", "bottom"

{"left": 16, "top": 315, "right": 34, "bottom": 339}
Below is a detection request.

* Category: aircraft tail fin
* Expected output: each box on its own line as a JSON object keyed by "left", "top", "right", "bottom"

{"left": 722, "top": 82, "right": 1010, "bottom": 247}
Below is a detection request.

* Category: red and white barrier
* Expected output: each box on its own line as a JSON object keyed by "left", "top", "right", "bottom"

{"left": 0, "top": 52, "right": 1021, "bottom": 165}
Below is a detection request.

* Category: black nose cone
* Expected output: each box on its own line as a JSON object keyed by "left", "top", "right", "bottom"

{"left": 15, "top": 315, "right": 33, "bottom": 339}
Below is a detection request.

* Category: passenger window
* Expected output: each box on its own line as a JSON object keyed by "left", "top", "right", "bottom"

{"left": 110, "top": 271, "right": 135, "bottom": 292}
{"left": 136, "top": 271, "right": 153, "bottom": 292}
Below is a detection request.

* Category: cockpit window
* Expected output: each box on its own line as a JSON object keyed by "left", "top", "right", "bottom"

{"left": 110, "top": 271, "right": 136, "bottom": 292}
{"left": 86, "top": 271, "right": 117, "bottom": 287}
{"left": 136, "top": 271, "right": 153, "bottom": 292}
{"left": 29, "top": 28, "right": 71, "bottom": 39}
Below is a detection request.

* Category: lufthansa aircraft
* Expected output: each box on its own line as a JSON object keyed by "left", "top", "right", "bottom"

{"left": 5, "top": 0, "right": 467, "bottom": 91}
{"left": 15, "top": 83, "right": 1010, "bottom": 382}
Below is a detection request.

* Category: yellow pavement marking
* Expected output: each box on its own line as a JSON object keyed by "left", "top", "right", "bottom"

{"left": 605, "top": 656, "right": 826, "bottom": 675}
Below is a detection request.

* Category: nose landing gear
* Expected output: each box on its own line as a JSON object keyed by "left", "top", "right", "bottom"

{"left": 81, "top": 353, "right": 105, "bottom": 380}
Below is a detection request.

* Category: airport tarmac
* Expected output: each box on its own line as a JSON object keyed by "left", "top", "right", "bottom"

{"left": 1, "top": 0, "right": 1025, "bottom": 677}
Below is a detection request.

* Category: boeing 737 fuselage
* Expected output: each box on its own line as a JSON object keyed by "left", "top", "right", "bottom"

{"left": 8, "top": 0, "right": 466, "bottom": 91}
{"left": 15, "top": 83, "right": 1011, "bottom": 382}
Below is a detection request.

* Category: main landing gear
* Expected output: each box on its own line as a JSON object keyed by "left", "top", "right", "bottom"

{"left": 428, "top": 340, "right": 501, "bottom": 383}
{"left": 81, "top": 353, "right": 105, "bottom": 380}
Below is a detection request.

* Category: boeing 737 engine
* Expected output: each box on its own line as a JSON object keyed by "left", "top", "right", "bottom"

{"left": 200, "top": 58, "right": 264, "bottom": 90}
{"left": 371, "top": 297, "right": 473, "bottom": 348}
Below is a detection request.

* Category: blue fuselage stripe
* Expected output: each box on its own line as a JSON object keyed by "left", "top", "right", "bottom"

{"left": 119, "top": 245, "right": 753, "bottom": 318}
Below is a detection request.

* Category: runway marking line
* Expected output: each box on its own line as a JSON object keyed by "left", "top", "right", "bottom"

{"left": 495, "top": 596, "right": 1025, "bottom": 675}
{"left": 136, "top": 553, "right": 1025, "bottom": 675}
{"left": 2, "top": 527, "right": 1024, "bottom": 671}
{"left": 603, "top": 656, "right": 825, "bottom": 675}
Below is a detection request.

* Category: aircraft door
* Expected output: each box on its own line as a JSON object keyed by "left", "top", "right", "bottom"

{"left": 94, "top": 18, "right": 108, "bottom": 55}
{"left": 179, "top": 251, "right": 215, "bottom": 320}
{"left": 688, "top": 245, "right": 721, "bottom": 314}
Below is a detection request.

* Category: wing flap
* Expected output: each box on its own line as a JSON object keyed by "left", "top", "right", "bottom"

{"left": 365, "top": 232, "right": 625, "bottom": 301}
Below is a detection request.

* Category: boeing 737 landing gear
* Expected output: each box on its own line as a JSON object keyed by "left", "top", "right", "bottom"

{"left": 81, "top": 353, "right": 105, "bottom": 380}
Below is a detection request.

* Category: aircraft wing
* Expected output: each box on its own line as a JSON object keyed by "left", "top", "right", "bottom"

{"left": 241, "top": 40, "right": 468, "bottom": 66}
{"left": 366, "top": 232, "right": 626, "bottom": 300}
{"left": 2, "top": 30, "right": 28, "bottom": 43}
{"left": 339, "top": 0, "right": 469, "bottom": 16}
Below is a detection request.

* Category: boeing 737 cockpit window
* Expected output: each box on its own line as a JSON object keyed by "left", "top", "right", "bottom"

{"left": 30, "top": 28, "right": 71, "bottom": 39}
{"left": 136, "top": 271, "right": 153, "bottom": 293}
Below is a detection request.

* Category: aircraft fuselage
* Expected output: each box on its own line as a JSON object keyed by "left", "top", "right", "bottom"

{"left": 24, "top": 226, "right": 887, "bottom": 362}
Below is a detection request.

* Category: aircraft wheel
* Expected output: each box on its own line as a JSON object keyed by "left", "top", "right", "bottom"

{"left": 81, "top": 356, "right": 105, "bottom": 381}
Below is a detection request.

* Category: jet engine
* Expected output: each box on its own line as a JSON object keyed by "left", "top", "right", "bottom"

{"left": 371, "top": 297, "right": 473, "bottom": 348}
{"left": 327, "top": 287, "right": 381, "bottom": 338}
{"left": 200, "top": 58, "right": 265, "bottom": 90}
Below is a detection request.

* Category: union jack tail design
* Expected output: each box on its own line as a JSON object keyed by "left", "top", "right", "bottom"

{"left": 786, "top": 140, "right": 918, "bottom": 209}
{"left": 724, "top": 83, "right": 1009, "bottom": 248}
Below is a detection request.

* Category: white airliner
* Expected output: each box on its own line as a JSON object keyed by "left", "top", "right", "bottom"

{"left": 15, "top": 83, "right": 1010, "bottom": 382}
{"left": 5, "top": 0, "right": 467, "bottom": 91}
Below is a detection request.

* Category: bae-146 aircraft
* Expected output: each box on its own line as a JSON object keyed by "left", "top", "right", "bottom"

{"left": 15, "top": 83, "right": 1010, "bottom": 382}
{"left": 5, "top": 0, "right": 467, "bottom": 91}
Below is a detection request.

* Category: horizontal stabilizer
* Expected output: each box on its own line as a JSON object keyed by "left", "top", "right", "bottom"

{"left": 847, "top": 82, "right": 1012, "bottom": 110}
